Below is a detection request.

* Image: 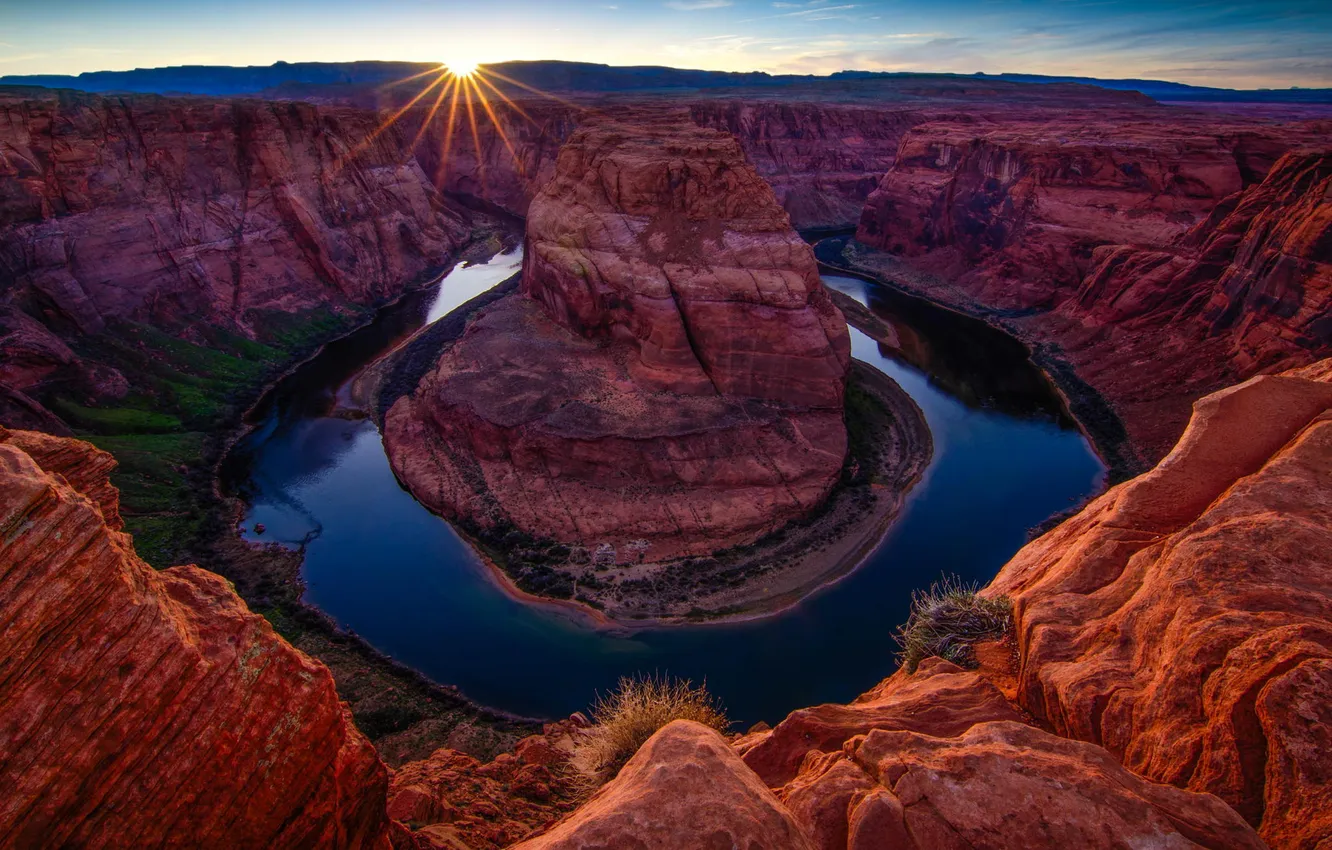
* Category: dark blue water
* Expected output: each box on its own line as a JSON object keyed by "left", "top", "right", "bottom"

{"left": 223, "top": 252, "right": 1104, "bottom": 726}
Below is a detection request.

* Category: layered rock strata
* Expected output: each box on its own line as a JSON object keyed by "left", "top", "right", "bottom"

{"left": 852, "top": 121, "right": 1330, "bottom": 462}
{"left": 0, "top": 89, "right": 473, "bottom": 417}
{"left": 386, "top": 119, "right": 851, "bottom": 560}
{"left": 1046, "top": 149, "right": 1332, "bottom": 457}
{"left": 990, "top": 358, "right": 1332, "bottom": 848}
{"left": 514, "top": 668, "right": 1265, "bottom": 850}
{"left": 0, "top": 427, "right": 392, "bottom": 848}
{"left": 0, "top": 91, "right": 471, "bottom": 335}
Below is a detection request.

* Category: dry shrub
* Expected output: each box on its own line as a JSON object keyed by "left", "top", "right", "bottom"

{"left": 574, "top": 674, "right": 728, "bottom": 785}
{"left": 895, "top": 576, "right": 1013, "bottom": 673}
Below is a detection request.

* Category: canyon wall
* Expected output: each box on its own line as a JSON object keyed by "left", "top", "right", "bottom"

{"left": 853, "top": 118, "right": 1330, "bottom": 462}
{"left": 0, "top": 90, "right": 471, "bottom": 335}
{"left": 410, "top": 98, "right": 912, "bottom": 230}
{"left": 0, "top": 426, "right": 393, "bottom": 848}
{"left": 385, "top": 117, "right": 850, "bottom": 561}
{"left": 0, "top": 89, "right": 473, "bottom": 420}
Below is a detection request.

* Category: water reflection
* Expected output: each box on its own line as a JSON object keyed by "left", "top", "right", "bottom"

{"left": 223, "top": 255, "right": 1104, "bottom": 725}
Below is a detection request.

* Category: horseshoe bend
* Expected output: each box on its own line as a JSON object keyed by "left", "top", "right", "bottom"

{"left": 380, "top": 117, "right": 931, "bottom": 619}
{"left": 1, "top": 34, "right": 1331, "bottom": 850}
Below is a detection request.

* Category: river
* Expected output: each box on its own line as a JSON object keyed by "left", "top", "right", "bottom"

{"left": 221, "top": 246, "right": 1104, "bottom": 725}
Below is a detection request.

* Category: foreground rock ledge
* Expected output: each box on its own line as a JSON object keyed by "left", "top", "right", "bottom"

{"left": 0, "top": 427, "right": 392, "bottom": 848}
{"left": 386, "top": 117, "right": 853, "bottom": 563}
{"left": 991, "top": 358, "right": 1332, "bottom": 848}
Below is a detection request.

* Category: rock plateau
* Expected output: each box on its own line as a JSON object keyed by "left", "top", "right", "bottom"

{"left": 385, "top": 117, "right": 852, "bottom": 561}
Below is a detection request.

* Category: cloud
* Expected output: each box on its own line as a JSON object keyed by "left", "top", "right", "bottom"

{"left": 771, "top": 4, "right": 857, "bottom": 18}
{"left": 666, "top": 0, "right": 731, "bottom": 9}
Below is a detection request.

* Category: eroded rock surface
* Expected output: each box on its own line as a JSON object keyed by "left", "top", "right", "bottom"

{"left": 386, "top": 118, "right": 851, "bottom": 560}
{"left": 505, "top": 666, "right": 1265, "bottom": 850}
{"left": 852, "top": 119, "right": 1330, "bottom": 463}
{"left": 0, "top": 427, "right": 392, "bottom": 848}
{"left": 990, "top": 358, "right": 1332, "bottom": 848}
{"left": 511, "top": 720, "right": 817, "bottom": 850}
{"left": 739, "top": 657, "right": 1024, "bottom": 787}
{"left": 0, "top": 90, "right": 471, "bottom": 336}
{"left": 388, "top": 719, "right": 583, "bottom": 850}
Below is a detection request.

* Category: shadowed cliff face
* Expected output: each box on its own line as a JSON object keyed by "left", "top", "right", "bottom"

{"left": 0, "top": 89, "right": 476, "bottom": 429}
{"left": 854, "top": 119, "right": 1316, "bottom": 310}
{"left": 385, "top": 117, "right": 851, "bottom": 561}
{"left": 0, "top": 91, "right": 472, "bottom": 336}
{"left": 0, "top": 427, "right": 392, "bottom": 848}
{"left": 852, "top": 118, "right": 1331, "bottom": 463}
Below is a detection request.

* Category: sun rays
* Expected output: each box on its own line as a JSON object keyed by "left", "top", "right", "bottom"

{"left": 341, "top": 62, "right": 585, "bottom": 191}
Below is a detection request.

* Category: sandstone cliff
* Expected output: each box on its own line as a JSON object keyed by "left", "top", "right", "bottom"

{"left": 1046, "top": 149, "right": 1332, "bottom": 457}
{"left": 854, "top": 118, "right": 1310, "bottom": 310}
{"left": 511, "top": 677, "right": 1264, "bottom": 850}
{"left": 0, "top": 89, "right": 474, "bottom": 419}
{"left": 0, "top": 427, "right": 392, "bottom": 848}
{"left": 0, "top": 90, "right": 471, "bottom": 335}
{"left": 385, "top": 117, "right": 851, "bottom": 561}
{"left": 990, "top": 358, "right": 1332, "bottom": 848}
{"left": 851, "top": 119, "right": 1330, "bottom": 463}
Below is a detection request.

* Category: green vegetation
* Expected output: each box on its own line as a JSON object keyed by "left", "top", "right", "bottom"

{"left": 49, "top": 308, "right": 363, "bottom": 567}
{"left": 576, "top": 674, "right": 729, "bottom": 782}
{"left": 895, "top": 576, "right": 1013, "bottom": 673}
{"left": 50, "top": 399, "right": 183, "bottom": 434}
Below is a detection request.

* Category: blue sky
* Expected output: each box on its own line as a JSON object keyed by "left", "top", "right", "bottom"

{"left": 2, "top": 0, "right": 1329, "bottom": 88}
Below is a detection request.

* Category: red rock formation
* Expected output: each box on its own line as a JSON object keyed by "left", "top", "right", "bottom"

{"left": 385, "top": 118, "right": 851, "bottom": 560}
{"left": 688, "top": 101, "right": 914, "bottom": 229}
{"left": 0, "top": 427, "right": 393, "bottom": 848}
{"left": 852, "top": 118, "right": 1330, "bottom": 462}
{"left": 523, "top": 118, "right": 850, "bottom": 407}
{"left": 989, "top": 358, "right": 1332, "bottom": 848}
{"left": 507, "top": 666, "right": 1264, "bottom": 850}
{"left": 815, "top": 721, "right": 1265, "bottom": 850}
{"left": 1046, "top": 149, "right": 1332, "bottom": 457}
{"left": 855, "top": 118, "right": 1305, "bottom": 311}
{"left": 388, "top": 720, "right": 583, "bottom": 849}
{"left": 0, "top": 89, "right": 471, "bottom": 338}
{"left": 511, "top": 720, "right": 817, "bottom": 850}
{"left": 738, "top": 657, "right": 1025, "bottom": 786}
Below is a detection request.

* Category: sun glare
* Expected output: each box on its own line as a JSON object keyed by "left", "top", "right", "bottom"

{"left": 445, "top": 59, "right": 479, "bottom": 78}
{"left": 343, "top": 57, "right": 587, "bottom": 186}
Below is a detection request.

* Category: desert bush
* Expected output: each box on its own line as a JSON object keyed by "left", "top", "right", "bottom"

{"left": 895, "top": 577, "right": 1013, "bottom": 673}
{"left": 575, "top": 674, "right": 728, "bottom": 782}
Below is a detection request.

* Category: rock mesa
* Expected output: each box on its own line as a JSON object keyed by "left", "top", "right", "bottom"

{"left": 386, "top": 118, "right": 851, "bottom": 559}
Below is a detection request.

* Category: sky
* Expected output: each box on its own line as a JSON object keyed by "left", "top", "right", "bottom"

{"left": 2, "top": 0, "right": 1329, "bottom": 89}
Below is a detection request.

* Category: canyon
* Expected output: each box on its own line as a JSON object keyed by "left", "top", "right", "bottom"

{"left": 381, "top": 116, "right": 937, "bottom": 619}
{"left": 2, "top": 62, "right": 1331, "bottom": 849}
{"left": 851, "top": 117, "right": 1331, "bottom": 465}
{"left": 3, "top": 356, "right": 1328, "bottom": 847}
{"left": 384, "top": 116, "right": 855, "bottom": 560}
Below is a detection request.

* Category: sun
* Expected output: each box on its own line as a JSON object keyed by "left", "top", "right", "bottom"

{"left": 444, "top": 59, "right": 479, "bottom": 78}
